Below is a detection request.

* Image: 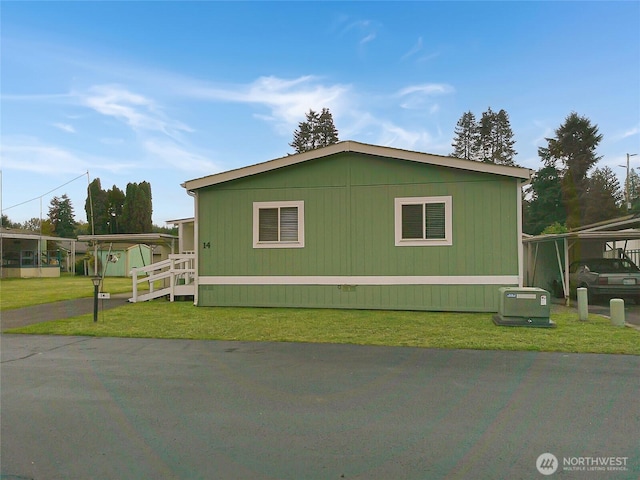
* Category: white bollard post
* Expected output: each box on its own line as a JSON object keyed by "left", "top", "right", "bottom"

{"left": 577, "top": 287, "right": 588, "bottom": 321}
{"left": 610, "top": 298, "right": 625, "bottom": 327}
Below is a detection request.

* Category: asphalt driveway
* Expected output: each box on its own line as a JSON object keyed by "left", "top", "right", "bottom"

{"left": 2, "top": 334, "right": 638, "bottom": 480}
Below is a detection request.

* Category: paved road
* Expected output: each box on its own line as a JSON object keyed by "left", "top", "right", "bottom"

{"left": 2, "top": 335, "right": 639, "bottom": 480}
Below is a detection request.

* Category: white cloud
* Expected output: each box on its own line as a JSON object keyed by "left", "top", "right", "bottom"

{"left": 395, "top": 83, "right": 454, "bottom": 110}
{"left": 617, "top": 125, "right": 639, "bottom": 140}
{"left": 377, "top": 122, "right": 435, "bottom": 151}
{"left": 331, "top": 16, "right": 379, "bottom": 47}
{"left": 53, "top": 122, "right": 76, "bottom": 133}
{"left": 186, "top": 75, "right": 352, "bottom": 129}
{"left": 360, "top": 34, "right": 376, "bottom": 45}
{"left": 401, "top": 37, "right": 423, "bottom": 61}
{"left": 142, "top": 139, "right": 219, "bottom": 174}
{"left": 396, "top": 84, "right": 454, "bottom": 97}
{"left": 531, "top": 121, "right": 554, "bottom": 147}
{"left": 0, "top": 137, "right": 135, "bottom": 175}
{"left": 338, "top": 110, "right": 445, "bottom": 154}
{"left": 0, "top": 142, "right": 85, "bottom": 174}
{"left": 79, "top": 84, "right": 193, "bottom": 138}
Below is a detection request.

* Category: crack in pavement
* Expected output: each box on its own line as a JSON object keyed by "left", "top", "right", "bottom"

{"left": 1, "top": 337, "right": 95, "bottom": 364}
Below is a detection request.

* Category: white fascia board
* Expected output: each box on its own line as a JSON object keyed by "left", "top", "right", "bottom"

{"left": 182, "top": 141, "right": 533, "bottom": 192}
{"left": 0, "top": 232, "right": 72, "bottom": 242}
{"left": 165, "top": 217, "right": 195, "bottom": 225}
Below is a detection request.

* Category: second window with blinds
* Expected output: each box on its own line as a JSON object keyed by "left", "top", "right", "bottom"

{"left": 253, "top": 201, "right": 305, "bottom": 248}
{"left": 394, "top": 196, "right": 452, "bottom": 246}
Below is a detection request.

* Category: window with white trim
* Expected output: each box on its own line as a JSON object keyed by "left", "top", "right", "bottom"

{"left": 253, "top": 201, "right": 305, "bottom": 248}
{"left": 394, "top": 196, "right": 452, "bottom": 246}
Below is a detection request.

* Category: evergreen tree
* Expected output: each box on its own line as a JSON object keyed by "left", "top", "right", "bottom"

{"left": 121, "top": 182, "right": 153, "bottom": 233}
{"left": 317, "top": 108, "right": 339, "bottom": 148}
{"left": 48, "top": 194, "right": 77, "bottom": 238}
{"left": 476, "top": 107, "right": 517, "bottom": 165}
{"left": 85, "top": 178, "right": 109, "bottom": 234}
{"left": 492, "top": 109, "right": 517, "bottom": 166}
{"left": 138, "top": 181, "right": 153, "bottom": 232}
{"left": 539, "top": 112, "right": 602, "bottom": 228}
{"left": 628, "top": 168, "right": 640, "bottom": 212}
{"left": 477, "top": 107, "right": 497, "bottom": 163}
{"left": 450, "top": 111, "right": 479, "bottom": 161}
{"left": 583, "top": 167, "right": 623, "bottom": 225}
{"left": 523, "top": 165, "right": 565, "bottom": 234}
{"left": 290, "top": 108, "right": 339, "bottom": 153}
{"left": 106, "top": 185, "right": 126, "bottom": 234}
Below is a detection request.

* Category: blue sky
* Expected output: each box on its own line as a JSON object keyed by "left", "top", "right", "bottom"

{"left": 1, "top": 1, "right": 639, "bottom": 226}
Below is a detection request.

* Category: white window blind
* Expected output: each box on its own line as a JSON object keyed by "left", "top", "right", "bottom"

{"left": 395, "top": 196, "right": 452, "bottom": 246}
{"left": 253, "top": 201, "right": 305, "bottom": 248}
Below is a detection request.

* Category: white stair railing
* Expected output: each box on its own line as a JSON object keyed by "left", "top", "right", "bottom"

{"left": 130, "top": 253, "right": 195, "bottom": 303}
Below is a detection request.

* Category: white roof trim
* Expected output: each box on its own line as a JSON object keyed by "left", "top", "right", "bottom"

{"left": 166, "top": 217, "right": 194, "bottom": 225}
{"left": 182, "top": 140, "right": 533, "bottom": 191}
{"left": 0, "top": 231, "right": 74, "bottom": 242}
{"left": 523, "top": 230, "right": 640, "bottom": 243}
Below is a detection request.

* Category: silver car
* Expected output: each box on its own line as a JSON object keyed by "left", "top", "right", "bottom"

{"left": 569, "top": 258, "right": 640, "bottom": 303}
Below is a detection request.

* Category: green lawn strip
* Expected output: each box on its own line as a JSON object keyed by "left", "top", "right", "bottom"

{"left": 7, "top": 302, "right": 640, "bottom": 355}
{"left": 0, "top": 276, "right": 145, "bottom": 310}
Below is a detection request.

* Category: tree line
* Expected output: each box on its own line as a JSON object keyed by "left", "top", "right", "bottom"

{"left": 85, "top": 179, "right": 153, "bottom": 234}
{"left": 1, "top": 179, "right": 175, "bottom": 238}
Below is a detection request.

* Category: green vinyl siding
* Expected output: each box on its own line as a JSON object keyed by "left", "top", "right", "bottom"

{"left": 195, "top": 152, "right": 521, "bottom": 311}
{"left": 199, "top": 186, "right": 351, "bottom": 276}
{"left": 198, "top": 284, "right": 502, "bottom": 312}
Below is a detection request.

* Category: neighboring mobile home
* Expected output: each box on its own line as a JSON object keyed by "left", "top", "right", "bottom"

{"left": 183, "top": 141, "right": 532, "bottom": 312}
{"left": 0, "top": 228, "right": 76, "bottom": 278}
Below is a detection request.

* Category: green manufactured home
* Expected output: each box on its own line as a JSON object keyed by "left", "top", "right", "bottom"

{"left": 183, "top": 141, "right": 532, "bottom": 312}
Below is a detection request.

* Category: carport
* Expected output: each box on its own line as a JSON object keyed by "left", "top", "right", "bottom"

{"left": 523, "top": 215, "right": 640, "bottom": 305}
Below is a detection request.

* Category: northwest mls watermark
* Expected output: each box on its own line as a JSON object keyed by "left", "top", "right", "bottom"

{"left": 536, "top": 452, "right": 629, "bottom": 475}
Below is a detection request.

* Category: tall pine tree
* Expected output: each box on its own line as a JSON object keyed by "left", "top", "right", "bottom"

{"left": 290, "top": 108, "right": 339, "bottom": 153}
{"left": 476, "top": 107, "right": 517, "bottom": 165}
{"left": 451, "top": 108, "right": 516, "bottom": 165}
{"left": 450, "top": 111, "right": 479, "bottom": 161}
{"left": 121, "top": 182, "right": 153, "bottom": 233}
{"left": 538, "top": 112, "right": 602, "bottom": 228}
{"left": 48, "top": 194, "right": 77, "bottom": 238}
{"left": 106, "top": 185, "right": 126, "bottom": 234}
{"left": 85, "top": 178, "right": 109, "bottom": 234}
{"left": 582, "top": 167, "right": 623, "bottom": 225}
{"left": 523, "top": 165, "right": 565, "bottom": 235}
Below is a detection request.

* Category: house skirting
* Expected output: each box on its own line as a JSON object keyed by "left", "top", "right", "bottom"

{"left": 1, "top": 266, "right": 61, "bottom": 279}
{"left": 197, "top": 276, "right": 519, "bottom": 312}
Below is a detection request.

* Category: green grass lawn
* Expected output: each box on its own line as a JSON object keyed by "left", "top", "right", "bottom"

{"left": 7, "top": 299, "right": 640, "bottom": 355}
{"left": 0, "top": 275, "right": 138, "bottom": 310}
